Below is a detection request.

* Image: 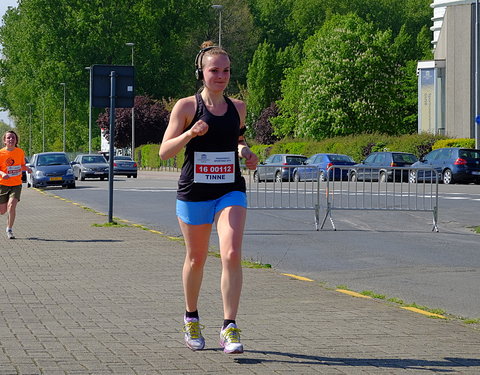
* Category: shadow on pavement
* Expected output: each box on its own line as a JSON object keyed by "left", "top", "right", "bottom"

{"left": 235, "top": 351, "right": 480, "bottom": 372}
{"left": 26, "top": 237, "right": 123, "bottom": 243}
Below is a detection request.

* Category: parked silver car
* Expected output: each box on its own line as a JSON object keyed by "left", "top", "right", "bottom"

{"left": 253, "top": 154, "right": 307, "bottom": 182}
{"left": 71, "top": 154, "right": 109, "bottom": 181}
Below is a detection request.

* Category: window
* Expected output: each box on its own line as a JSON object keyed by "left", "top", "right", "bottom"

{"left": 425, "top": 150, "right": 440, "bottom": 162}
{"left": 375, "top": 153, "right": 386, "bottom": 164}
{"left": 329, "top": 154, "right": 354, "bottom": 162}
{"left": 393, "top": 153, "right": 418, "bottom": 163}
{"left": 459, "top": 149, "right": 480, "bottom": 159}
{"left": 364, "top": 154, "right": 377, "bottom": 164}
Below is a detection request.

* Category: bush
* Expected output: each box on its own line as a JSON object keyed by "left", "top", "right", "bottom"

{"left": 432, "top": 138, "right": 475, "bottom": 150}
{"left": 250, "top": 144, "right": 272, "bottom": 162}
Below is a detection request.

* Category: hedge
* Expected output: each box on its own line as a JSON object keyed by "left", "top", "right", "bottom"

{"left": 137, "top": 134, "right": 474, "bottom": 168}
{"left": 136, "top": 143, "right": 184, "bottom": 170}
{"left": 432, "top": 138, "right": 475, "bottom": 149}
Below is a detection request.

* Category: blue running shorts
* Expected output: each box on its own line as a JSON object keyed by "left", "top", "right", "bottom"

{"left": 176, "top": 191, "right": 247, "bottom": 225}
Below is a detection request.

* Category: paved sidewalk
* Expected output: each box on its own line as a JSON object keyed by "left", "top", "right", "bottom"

{"left": 0, "top": 188, "right": 479, "bottom": 374}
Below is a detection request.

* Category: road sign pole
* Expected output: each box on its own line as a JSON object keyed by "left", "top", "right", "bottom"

{"left": 108, "top": 71, "right": 116, "bottom": 223}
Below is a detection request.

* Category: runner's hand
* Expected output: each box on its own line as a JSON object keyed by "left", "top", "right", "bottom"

{"left": 189, "top": 120, "right": 209, "bottom": 138}
{"left": 242, "top": 149, "right": 258, "bottom": 170}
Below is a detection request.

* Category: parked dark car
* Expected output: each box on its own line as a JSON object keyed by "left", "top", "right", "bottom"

{"left": 292, "top": 153, "right": 356, "bottom": 182}
{"left": 113, "top": 156, "right": 138, "bottom": 178}
{"left": 71, "top": 154, "right": 109, "bottom": 181}
{"left": 409, "top": 147, "right": 480, "bottom": 184}
{"left": 253, "top": 154, "right": 307, "bottom": 182}
{"left": 26, "top": 152, "right": 75, "bottom": 189}
{"left": 350, "top": 152, "right": 418, "bottom": 182}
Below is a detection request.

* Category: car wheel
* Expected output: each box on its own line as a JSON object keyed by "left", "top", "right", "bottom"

{"left": 350, "top": 172, "right": 357, "bottom": 182}
{"left": 67, "top": 183, "right": 76, "bottom": 189}
{"left": 80, "top": 173, "right": 85, "bottom": 181}
{"left": 442, "top": 169, "right": 453, "bottom": 184}
{"left": 275, "top": 171, "right": 283, "bottom": 183}
{"left": 127, "top": 175, "right": 131, "bottom": 178}
{"left": 27, "top": 181, "right": 31, "bottom": 188}
{"left": 379, "top": 171, "right": 387, "bottom": 183}
{"left": 318, "top": 171, "right": 326, "bottom": 182}
{"left": 293, "top": 171, "right": 300, "bottom": 182}
{"left": 409, "top": 170, "right": 417, "bottom": 183}
{"left": 133, "top": 174, "right": 137, "bottom": 178}
{"left": 100, "top": 177, "right": 105, "bottom": 181}
{"left": 253, "top": 171, "right": 260, "bottom": 183}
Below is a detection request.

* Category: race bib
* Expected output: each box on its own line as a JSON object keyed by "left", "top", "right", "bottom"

{"left": 7, "top": 165, "right": 21, "bottom": 177}
{"left": 194, "top": 151, "right": 235, "bottom": 184}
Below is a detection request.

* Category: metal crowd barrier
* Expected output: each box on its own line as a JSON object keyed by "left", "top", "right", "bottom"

{"left": 321, "top": 166, "right": 439, "bottom": 232}
{"left": 246, "top": 165, "right": 322, "bottom": 230}
{"left": 246, "top": 165, "right": 439, "bottom": 232}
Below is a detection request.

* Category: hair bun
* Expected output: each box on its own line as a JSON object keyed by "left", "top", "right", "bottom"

{"left": 200, "top": 41, "right": 215, "bottom": 49}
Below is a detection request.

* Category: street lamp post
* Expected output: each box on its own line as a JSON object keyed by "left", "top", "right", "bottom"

{"left": 212, "top": 5, "right": 223, "bottom": 47}
{"left": 28, "top": 103, "right": 33, "bottom": 156}
{"left": 86, "top": 67, "right": 92, "bottom": 154}
{"left": 476, "top": 0, "right": 480, "bottom": 149}
{"left": 60, "top": 82, "right": 66, "bottom": 152}
{"left": 126, "top": 42, "right": 135, "bottom": 157}
{"left": 42, "top": 96, "right": 45, "bottom": 152}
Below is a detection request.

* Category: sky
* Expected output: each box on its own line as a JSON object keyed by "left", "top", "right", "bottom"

{"left": 0, "top": 0, "right": 18, "bottom": 127}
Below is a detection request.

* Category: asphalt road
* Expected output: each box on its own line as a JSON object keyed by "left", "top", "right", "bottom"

{"left": 37, "top": 170, "right": 480, "bottom": 320}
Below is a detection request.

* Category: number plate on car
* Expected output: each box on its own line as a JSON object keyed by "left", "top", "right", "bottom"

{"left": 50, "top": 177, "right": 62, "bottom": 181}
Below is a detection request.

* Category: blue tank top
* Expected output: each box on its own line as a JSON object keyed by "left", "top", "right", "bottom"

{"left": 177, "top": 93, "right": 246, "bottom": 201}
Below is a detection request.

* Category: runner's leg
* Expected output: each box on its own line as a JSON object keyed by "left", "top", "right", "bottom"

{"left": 7, "top": 197, "right": 18, "bottom": 229}
{"left": 178, "top": 219, "right": 212, "bottom": 312}
{"left": 215, "top": 205, "right": 247, "bottom": 320}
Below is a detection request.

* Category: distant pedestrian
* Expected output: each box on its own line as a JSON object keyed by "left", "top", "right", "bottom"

{"left": 159, "top": 41, "right": 258, "bottom": 353}
{"left": 0, "top": 130, "right": 31, "bottom": 239}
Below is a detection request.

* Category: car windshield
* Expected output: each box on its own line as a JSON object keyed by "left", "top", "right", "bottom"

{"left": 459, "top": 149, "right": 480, "bottom": 159}
{"left": 83, "top": 156, "right": 107, "bottom": 163}
{"left": 114, "top": 156, "right": 132, "bottom": 161}
{"left": 37, "top": 154, "right": 69, "bottom": 166}
{"left": 393, "top": 153, "right": 418, "bottom": 163}
{"left": 328, "top": 154, "right": 354, "bottom": 162}
{"left": 285, "top": 156, "right": 307, "bottom": 165}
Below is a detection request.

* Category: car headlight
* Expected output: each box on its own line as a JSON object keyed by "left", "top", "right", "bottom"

{"left": 35, "top": 170, "right": 44, "bottom": 178}
{"left": 82, "top": 167, "right": 92, "bottom": 172}
{"left": 66, "top": 168, "right": 74, "bottom": 175}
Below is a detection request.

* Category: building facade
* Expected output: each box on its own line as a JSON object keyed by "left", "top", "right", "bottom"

{"left": 418, "top": 0, "right": 479, "bottom": 145}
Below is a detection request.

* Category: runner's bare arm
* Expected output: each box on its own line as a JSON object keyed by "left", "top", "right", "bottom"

{"left": 159, "top": 97, "right": 209, "bottom": 160}
{"left": 232, "top": 99, "right": 258, "bottom": 170}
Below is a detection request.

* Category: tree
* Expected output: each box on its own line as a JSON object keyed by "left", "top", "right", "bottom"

{"left": 272, "top": 13, "right": 406, "bottom": 140}
{"left": 97, "top": 96, "right": 169, "bottom": 149}
{"left": 247, "top": 0, "right": 295, "bottom": 49}
{"left": 0, "top": 120, "right": 11, "bottom": 136}
{"left": 246, "top": 41, "right": 301, "bottom": 128}
{"left": 253, "top": 102, "right": 279, "bottom": 144}
{"left": 246, "top": 41, "right": 279, "bottom": 125}
{"left": 0, "top": 0, "right": 212, "bottom": 153}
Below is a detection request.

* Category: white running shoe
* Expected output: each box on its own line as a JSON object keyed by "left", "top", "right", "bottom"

{"left": 6, "top": 229, "right": 15, "bottom": 239}
{"left": 219, "top": 323, "right": 243, "bottom": 354}
{"left": 183, "top": 317, "right": 205, "bottom": 350}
